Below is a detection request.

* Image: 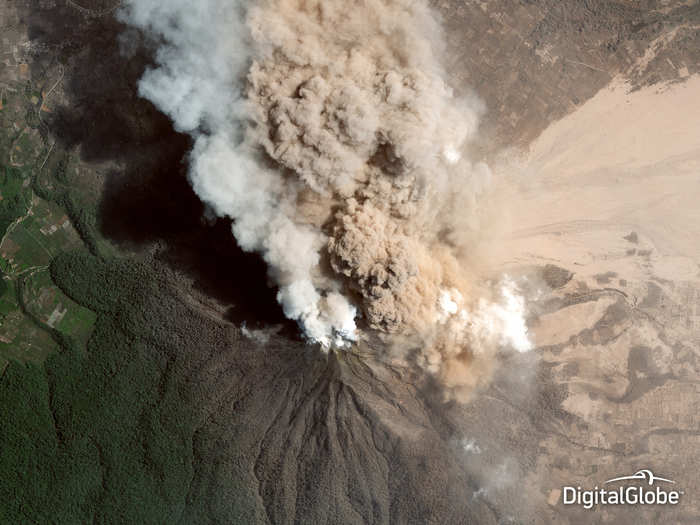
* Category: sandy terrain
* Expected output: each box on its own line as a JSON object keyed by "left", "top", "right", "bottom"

{"left": 481, "top": 74, "right": 700, "bottom": 282}
{"left": 449, "top": 74, "right": 700, "bottom": 523}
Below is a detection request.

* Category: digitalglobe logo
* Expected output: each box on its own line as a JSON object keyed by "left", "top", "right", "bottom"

{"left": 561, "top": 469, "right": 684, "bottom": 510}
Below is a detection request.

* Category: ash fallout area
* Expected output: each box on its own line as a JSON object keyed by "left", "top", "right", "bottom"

{"left": 0, "top": 1, "right": 699, "bottom": 524}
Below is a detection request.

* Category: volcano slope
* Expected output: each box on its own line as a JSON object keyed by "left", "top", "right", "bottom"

{"left": 1, "top": 1, "right": 699, "bottom": 524}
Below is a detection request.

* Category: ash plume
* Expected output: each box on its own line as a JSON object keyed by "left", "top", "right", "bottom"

{"left": 121, "top": 0, "right": 532, "bottom": 397}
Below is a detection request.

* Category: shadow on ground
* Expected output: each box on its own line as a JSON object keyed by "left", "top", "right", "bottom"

{"left": 23, "top": 0, "right": 290, "bottom": 329}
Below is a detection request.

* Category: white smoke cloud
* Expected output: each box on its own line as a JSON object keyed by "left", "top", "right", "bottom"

{"left": 240, "top": 323, "right": 273, "bottom": 345}
{"left": 120, "top": 0, "right": 533, "bottom": 395}
{"left": 120, "top": 0, "right": 358, "bottom": 347}
{"left": 461, "top": 438, "right": 482, "bottom": 455}
{"left": 462, "top": 277, "right": 532, "bottom": 354}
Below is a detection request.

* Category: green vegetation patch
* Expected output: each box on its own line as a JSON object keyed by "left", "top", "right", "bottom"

{"left": 0, "top": 76, "right": 233, "bottom": 524}
{"left": 23, "top": 270, "right": 97, "bottom": 348}
{"left": 3, "top": 219, "right": 53, "bottom": 272}
{"left": 33, "top": 150, "right": 106, "bottom": 257}
{"left": 0, "top": 304, "right": 60, "bottom": 367}
{"left": 0, "top": 253, "right": 205, "bottom": 524}
{"left": 0, "top": 80, "right": 96, "bottom": 364}
{"left": 0, "top": 165, "right": 31, "bottom": 236}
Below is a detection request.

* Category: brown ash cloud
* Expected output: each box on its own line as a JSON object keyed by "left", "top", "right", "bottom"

{"left": 121, "top": 0, "right": 531, "bottom": 399}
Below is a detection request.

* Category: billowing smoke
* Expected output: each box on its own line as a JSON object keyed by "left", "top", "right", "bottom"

{"left": 120, "top": 0, "right": 532, "bottom": 396}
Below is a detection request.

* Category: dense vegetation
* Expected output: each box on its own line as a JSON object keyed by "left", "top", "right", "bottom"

{"left": 33, "top": 151, "right": 103, "bottom": 257}
{"left": 0, "top": 34, "right": 258, "bottom": 523}
{"left": 0, "top": 165, "right": 31, "bottom": 237}
{"left": 0, "top": 82, "right": 214, "bottom": 523}
{"left": 0, "top": 252, "right": 204, "bottom": 524}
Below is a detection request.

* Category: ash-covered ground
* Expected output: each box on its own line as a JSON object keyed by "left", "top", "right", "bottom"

{"left": 1, "top": 1, "right": 699, "bottom": 524}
